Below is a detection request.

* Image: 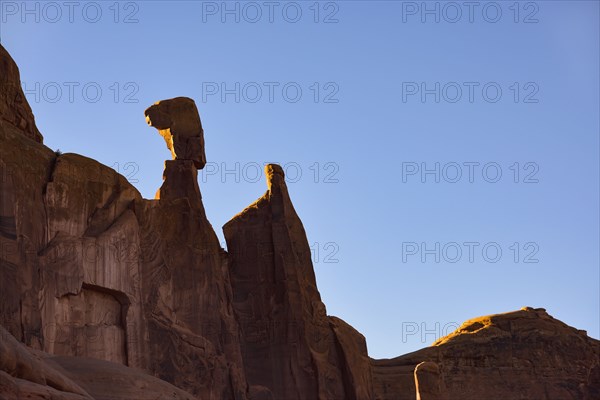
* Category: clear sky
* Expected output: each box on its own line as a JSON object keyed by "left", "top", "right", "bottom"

{"left": 1, "top": 0, "right": 598, "bottom": 359}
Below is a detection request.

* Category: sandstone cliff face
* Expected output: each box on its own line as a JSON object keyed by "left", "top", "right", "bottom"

{"left": 1, "top": 43, "right": 599, "bottom": 400}
{"left": 41, "top": 153, "right": 145, "bottom": 367}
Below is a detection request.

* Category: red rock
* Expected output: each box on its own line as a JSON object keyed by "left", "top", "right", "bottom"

{"left": 0, "top": 325, "right": 92, "bottom": 399}
{"left": 156, "top": 159, "right": 203, "bottom": 206}
{"left": 0, "top": 325, "right": 196, "bottom": 400}
{"left": 0, "top": 45, "right": 43, "bottom": 143}
{"left": 372, "top": 308, "right": 600, "bottom": 400}
{"left": 145, "top": 97, "right": 206, "bottom": 169}
{"left": 414, "top": 362, "right": 447, "bottom": 400}
{"left": 134, "top": 159, "right": 247, "bottom": 398}
{"left": 329, "top": 316, "right": 375, "bottom": 400}
{"left": 224, "top": 164, "right": 374, "bottom": 400}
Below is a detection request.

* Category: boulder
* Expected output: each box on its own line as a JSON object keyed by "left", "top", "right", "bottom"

{"left": 145, "top": 97, "right": 206, "bottom": 169}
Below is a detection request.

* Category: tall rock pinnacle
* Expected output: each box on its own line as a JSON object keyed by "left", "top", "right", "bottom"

{"left": 141, "top": 97, "right": 247, "bottom": 398}
{"left": 224, "top": 164, "right": 374, "bottom": 400}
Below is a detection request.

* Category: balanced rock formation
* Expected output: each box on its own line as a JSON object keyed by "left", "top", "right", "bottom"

{"left": 1, "top": 43, "right": 599, "bottom": 400}
{"left": 145, "top": 97, "right": 207, "bottom": 169}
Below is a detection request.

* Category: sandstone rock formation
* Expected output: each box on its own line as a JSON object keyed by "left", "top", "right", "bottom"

{"left": 0, "top": 325, "right": 92, "bottom": 400}
{"left": 0, "top": 325, "right": 196, "bottom": 400}
{"left": 1, "top": 43, "right": 599, "bottom": 400}
{"left": 372, "top": 307, "right": 600, "bottom": 400}
{"left": 1, "top": 46, "right": 245, "bottom": 399}
{"left": 414, "top": 362, "right": 446, "bottom": 400}
{"left": 135, "top": 161, "right": 247, "bottom": 399}
{"left": 224, "top": 164, "right": 373, "bottom": 400}
{"left": 145, "top": 97, "right": 206, "bottom": 169}
{"left": 0, "top": 45, "right": 42, "bottom": 144}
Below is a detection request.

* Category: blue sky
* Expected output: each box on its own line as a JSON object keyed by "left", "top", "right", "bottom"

{"left": 2, "top": 0, "right": 598, "bottom": 359}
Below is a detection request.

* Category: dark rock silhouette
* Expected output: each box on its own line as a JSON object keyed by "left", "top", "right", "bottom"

{"left": 1, "top": 43, "right": 599, "bottom": 400}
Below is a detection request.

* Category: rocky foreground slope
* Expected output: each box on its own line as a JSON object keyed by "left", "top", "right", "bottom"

{"left": 1, "top": 43, "right": 599, "bottom": 399}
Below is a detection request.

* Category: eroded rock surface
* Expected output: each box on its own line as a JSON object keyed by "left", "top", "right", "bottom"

{"left": 135, "top": 160, "right": 246, "bottom": 399}
{"left": 224, "top": 164, "right": 374, "bottom": 400}
{"left": 372, "top": 307, "right": 600, "bottom": 400}
{"left": 329, "top": 316, "right": 375, "bottom": 400}
{"left": 0, "top": 45, "right": 43, "bottom": 143}
{"left": 414, "top": 362, "right": 446, "bottom": 400}
{"left": 145, "top": 97, "right": 206, "bottom": 169}
{"left": 0, "top": 325, "right": 93, "bottom": 400}
{"left": 0, "top": 325, "right": 196, "bottom": 400}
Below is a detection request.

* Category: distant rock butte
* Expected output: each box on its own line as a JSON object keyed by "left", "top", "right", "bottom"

{"left": 373, "top": 307, "right": 600, "bottom": 400}
{"left": 1, "top": 43, "right": 599, "bottom": 399}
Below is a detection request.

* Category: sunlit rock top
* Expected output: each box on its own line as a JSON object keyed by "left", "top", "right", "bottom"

{"left": 145, "top": 97, "right": 206, "bottom": 169}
